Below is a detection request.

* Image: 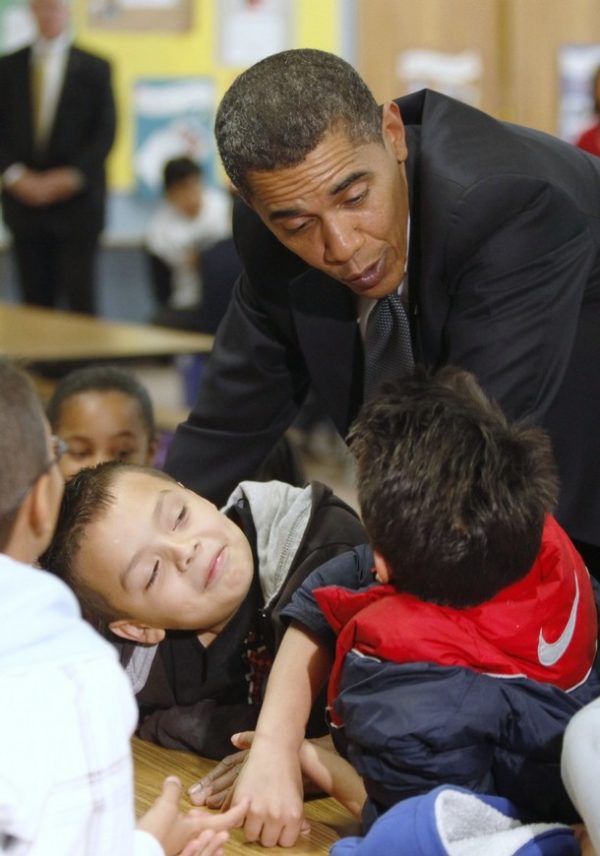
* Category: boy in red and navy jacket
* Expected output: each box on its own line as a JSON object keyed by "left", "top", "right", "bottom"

{"left": 223, "top": 366, "right": 600, "bottom": 844}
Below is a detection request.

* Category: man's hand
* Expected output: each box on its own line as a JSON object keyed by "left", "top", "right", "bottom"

{"left": 137, "top": 775, "right": 247, "bottom": 856}
{"left": 39, "top": 167, "right": 83, "bottom": 202}
{"left": 6, "top": 167, "right": 82, "bottom": 206}
{"left": 188, "top": 748, "right": 249, "bottom": 809}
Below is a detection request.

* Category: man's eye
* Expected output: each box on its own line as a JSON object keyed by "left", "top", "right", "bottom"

{"left": 283, "top": 220, "right": 310, "bottom": 235}
{"left": 173, "top": 505, "right": 187, "bottom": 530}
{"left": 68, "top": 450, "right": 89, "bottom": 460}
{"left": 146, "top": 561, "right": 159, "bottom": 590}
{"left": 346, "top": 189, "right": 367, "bottom": 206}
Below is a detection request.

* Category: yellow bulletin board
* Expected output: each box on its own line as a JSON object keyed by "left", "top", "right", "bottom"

{"left": 88, "top": 1, "right": 193, "bottom": 33}
{"left": 74, "top": 0, "right": 343, "bottom": 192}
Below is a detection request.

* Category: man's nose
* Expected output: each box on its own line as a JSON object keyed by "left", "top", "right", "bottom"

{"left": 322, "top": 216, "right": 361, "bottom": 266}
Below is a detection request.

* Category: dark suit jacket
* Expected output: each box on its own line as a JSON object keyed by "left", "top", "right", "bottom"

{"left": 0, "top": 44, "right": 116, "bottom": 236}
{"left": 166, "top": 90, "right": 600, "bottom": 547}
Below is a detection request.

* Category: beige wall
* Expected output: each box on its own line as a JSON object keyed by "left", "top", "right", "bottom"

{"left": 357, "top": 0, "right": 600, "bottom": 134}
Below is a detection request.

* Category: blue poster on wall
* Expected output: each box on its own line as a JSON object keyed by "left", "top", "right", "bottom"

{"left": 133, "top": 76, "right": 217, "bottom": 200}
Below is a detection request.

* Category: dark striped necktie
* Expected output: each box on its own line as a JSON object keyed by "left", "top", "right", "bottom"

{"left": 363, "top": 293, "right": 414, "bottom": 401}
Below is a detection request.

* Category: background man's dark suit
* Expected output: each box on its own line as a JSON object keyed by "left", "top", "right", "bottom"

{"left": 0, "top": 44, "right": 116, "bottom": 313}
{"left": 165, "top": 90, "right": 600, "bottom": 560}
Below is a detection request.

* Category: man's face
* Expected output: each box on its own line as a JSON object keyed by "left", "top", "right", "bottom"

{"left": 74, "top": 470, "right": 254, "bottom": 634}
{"left": 246, "top": 102, "right": 410, "bottom": 300}
{"left": 31, "top": 0, "right": 70, "bottom": 40}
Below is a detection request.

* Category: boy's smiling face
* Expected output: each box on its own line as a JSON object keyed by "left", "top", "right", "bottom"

{"left": 74, "top": 470, "right": 254, "bottom": 640}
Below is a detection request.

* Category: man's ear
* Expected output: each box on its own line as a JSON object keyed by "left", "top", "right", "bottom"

{"left": 381, "top": 101, "right": 408, "bottom": 163}
{"left": 109, "top": 619, "right": 165, "bottom": 645}
{"left": 373, "top": 549, "right": 393, "bottom": 584}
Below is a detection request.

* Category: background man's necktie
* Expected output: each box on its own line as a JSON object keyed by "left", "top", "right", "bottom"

{"left": 32, "top": 54, "right": 50, "bottom": 150}
{"left": 363, "top": 293, "right": 414, "bottom": 401}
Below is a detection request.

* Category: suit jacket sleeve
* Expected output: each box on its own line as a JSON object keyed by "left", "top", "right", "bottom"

{"left": 0, "top": 52, "right": 27, "bottom": 171}
{"left": 64, "top": 53, "right": 116, "bottom": 180}
{"left": 165, "top": 221, "right": 311, "bottom": 505}
{"left": 438, "top": 175, "right": 595, "bottom": 423}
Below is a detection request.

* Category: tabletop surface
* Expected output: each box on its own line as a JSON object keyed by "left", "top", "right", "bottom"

{"left": 0, "top": 303, "right": 213, "bottom": 361}
{"left": 132, "top": 737, "right": 359, "bottom": 855}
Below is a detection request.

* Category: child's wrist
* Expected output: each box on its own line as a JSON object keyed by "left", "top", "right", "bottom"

{"left": 251, "top": 728, "right": 303, "bottom": 753}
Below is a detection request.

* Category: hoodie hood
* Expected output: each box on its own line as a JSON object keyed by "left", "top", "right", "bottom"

{"left": 225, "top": 480, "right": 314, "bottom": 607}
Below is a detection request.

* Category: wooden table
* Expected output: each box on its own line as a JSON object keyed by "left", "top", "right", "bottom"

{"left": 133, "top": 737, "right": 359, "bottom": 854}
{"left": 0, "top": 303, "right": 212, "bottom": 362}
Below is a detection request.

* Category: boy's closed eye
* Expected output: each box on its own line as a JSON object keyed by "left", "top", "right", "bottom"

{"left": 173, "top": 504, "right": 187, "bottom": 529}
{"left": 146, "top": 560, "right": 160, "bottom": 590}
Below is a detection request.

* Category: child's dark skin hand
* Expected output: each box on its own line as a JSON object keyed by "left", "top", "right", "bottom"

{"left": 188, "top": 749, "right": 249, "bottom": 809}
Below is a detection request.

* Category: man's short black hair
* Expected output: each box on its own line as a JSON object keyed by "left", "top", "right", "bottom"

{"left": 215, "top": 48, "right": 382, "bottom": 199}
{"left": 162, "top": 156, "right": 203, "bottom": 192}
{"left": 348, "top": 366, "right": 559, "bottom": 608}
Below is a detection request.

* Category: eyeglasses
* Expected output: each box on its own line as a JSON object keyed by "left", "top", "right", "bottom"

{"left": 4, "top": 435, "right": 69, "bottom": 521}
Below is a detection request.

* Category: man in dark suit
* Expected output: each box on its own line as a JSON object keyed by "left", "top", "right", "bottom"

{"left": 165, "top": 48, "right": 600, "bottom": 578}
{"left": 0, "top": 0, "right": 116, "bottom": 314}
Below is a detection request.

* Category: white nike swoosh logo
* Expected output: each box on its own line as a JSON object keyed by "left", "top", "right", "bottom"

{"left": 537, "top": 570, "right": 580, "bottom": 667}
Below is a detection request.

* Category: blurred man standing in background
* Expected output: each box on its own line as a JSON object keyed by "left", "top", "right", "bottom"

{"left": 0, "top": 0, "right": 116, "bottom": 314}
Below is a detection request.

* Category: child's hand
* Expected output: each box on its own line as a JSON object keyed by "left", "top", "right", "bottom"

{"left": 137, "top": 775, "right": 247, "bottom": 856}
{"left": 188, "top": 748, "right": 249, "bottom": 808}
{"left": 224, "top": 731, "right": 310, "bottom": 847}
{"left": 573, "top": 824, "right": 597, "bottom": 856}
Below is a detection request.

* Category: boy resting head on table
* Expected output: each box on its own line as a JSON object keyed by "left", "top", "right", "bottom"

{"left": 214, "top": 366, "right": 600, "bottom": 847}
{"left": 41, "top": 465, "right": 366, "bottom": 760}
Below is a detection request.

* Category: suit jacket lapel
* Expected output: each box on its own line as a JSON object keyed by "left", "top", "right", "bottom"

{"left": 290, "top": 268, "right": 363, "bottom": 433}
{"left": 45, "top": 46, "right": 77, "bottom": 156}
{"left": 404, "top": 100, "right": 452, "bottom": 368}
{"left": 16, "top": 48, "right": 35, "bottom": 157}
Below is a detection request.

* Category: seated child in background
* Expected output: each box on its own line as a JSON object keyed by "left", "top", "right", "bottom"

{"left": 47, "top": 364, "right": 158, "bottom": 479}
{"left": 0, "top": 358, "right": 244, "bottom": 855}
{"left": 221, "top": 366, "right": 600, "bottom": 847}
{"left": 41, "top": 463, "right": 366, "bottom": 760}
{"left": 145, "top": 157, "right": 231, "bottom": 312}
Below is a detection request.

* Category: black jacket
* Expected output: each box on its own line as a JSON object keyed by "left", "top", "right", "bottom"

{"left": 0, "top": 44, "right": 116, "bottom": 236}
{"left": 166, "top": 90, "right": 600, "bottom": 548}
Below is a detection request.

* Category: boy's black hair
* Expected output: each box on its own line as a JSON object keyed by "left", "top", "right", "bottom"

{"left": 47, "top": 364, "right": 155, "bottom": 440}
{"left": 348, "top": 366, "right": 559, "bottom": 608}
{"left": 41, "top": 461, "right": 174, "bottom": 624}
{"left": 163, "top": 156, "right": 203, "bottom": 192}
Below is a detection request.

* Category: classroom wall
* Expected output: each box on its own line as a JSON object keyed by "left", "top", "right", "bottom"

{"left": 357, "top": 0, "right": 600, "bottom": 135}
{"left": 73, "top": 0, "right": 345, "bottom": 194}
